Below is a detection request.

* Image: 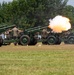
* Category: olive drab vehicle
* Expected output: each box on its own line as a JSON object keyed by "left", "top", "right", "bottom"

{"left": 0, "top": 24, "right": 74, "bottom": 47}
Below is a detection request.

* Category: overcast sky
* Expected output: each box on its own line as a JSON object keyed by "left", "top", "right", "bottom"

{"left": 67, "top": 0, "right": 74, "bottom": 6}
{"left": 0, "top": 0, "right": 13, "bottom": 3}
{"left": 0, "top": 0, "right": 74, "bottom": 6}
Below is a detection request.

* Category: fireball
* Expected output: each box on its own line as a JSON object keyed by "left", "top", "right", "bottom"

{"left": 48, "top": 15, "right": 71, "bottom": 33}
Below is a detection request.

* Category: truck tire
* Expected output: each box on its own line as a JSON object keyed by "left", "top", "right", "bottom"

{"left": 66, "top": 36, "right": 74, "bottom": 44}
{"left": 47, "top": 36, "right": 57, "bottom": 45}
{"left": 56, "top": 37, "right": 61, "bottom": 45}
{"left": 19, "top": 35, "right": 30, "bottom": 45}
{"left": 28, "top": 38, "right": 37, "bottom": 45}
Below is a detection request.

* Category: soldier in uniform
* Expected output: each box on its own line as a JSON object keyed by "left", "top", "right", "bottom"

{"left": 12, "top": 25, "right": 20, "bottom": 45}
{"left": 41, "top": 29, "right": 48, "bottom": 39}
{"left": 12, "top": 26, "right": 19, "bottom": 38}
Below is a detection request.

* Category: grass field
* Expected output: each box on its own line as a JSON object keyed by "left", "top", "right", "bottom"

{"left": 0, "top": 43, "right": 74, "bottom": 75}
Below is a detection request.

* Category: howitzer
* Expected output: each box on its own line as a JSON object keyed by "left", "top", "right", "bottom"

{"left": 18, "top": 25, "right": 48, "bottom": 45}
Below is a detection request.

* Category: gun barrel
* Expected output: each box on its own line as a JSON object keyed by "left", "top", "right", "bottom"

{"left": 25, "top": 25, "right": 48, "bottom": 33}
{"left": 0, "top": 25, "right": 15, "bottom": 34}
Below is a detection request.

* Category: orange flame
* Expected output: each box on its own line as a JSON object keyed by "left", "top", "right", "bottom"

{"left": 48, "top": 15, "right": 71, "bottom": 33}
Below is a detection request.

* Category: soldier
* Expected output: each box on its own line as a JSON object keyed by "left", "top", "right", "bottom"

{"left": 41, "top": 29, "right": 48, "bottom": 38}
{"left": 12, "top": 26, "right": 19, "bottom": 38}
{"left": 12, "top": 25, "right": 20, "bottom": 45}
{"left": 34, "top": 32, "right": 41, "bottom": 40}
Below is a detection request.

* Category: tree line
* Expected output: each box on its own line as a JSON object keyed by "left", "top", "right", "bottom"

{"left": 0, "top": 0, "right": 74, "bottom": 29}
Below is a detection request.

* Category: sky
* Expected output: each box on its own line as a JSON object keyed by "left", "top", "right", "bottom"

{"left": 0, "top": 0, "right": 13, "bottom": 3}
{"left": 0, "top": 0, "right": 74, "bottom": 7}
{"left": 67, "top": 0, "right": 74, "bottom": 6}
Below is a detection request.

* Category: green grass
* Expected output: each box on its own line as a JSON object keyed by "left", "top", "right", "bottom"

{"left": 0, "top": 45, "right": 74, "bottom": 75}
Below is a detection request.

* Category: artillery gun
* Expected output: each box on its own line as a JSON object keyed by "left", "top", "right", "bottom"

{"left": 40, "top": 28, "right": 74, "bottom": 45}
{"left": 18, "top": 25, "right": 48, "bottom": 45}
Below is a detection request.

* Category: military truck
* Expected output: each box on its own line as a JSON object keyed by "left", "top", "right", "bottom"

{"left": 0, "top": 24, "right": 74, "bottom": 47}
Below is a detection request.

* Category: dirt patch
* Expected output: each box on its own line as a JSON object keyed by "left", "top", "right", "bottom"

{"left": 0, "top": 42, "right": 74, "bottom": 51}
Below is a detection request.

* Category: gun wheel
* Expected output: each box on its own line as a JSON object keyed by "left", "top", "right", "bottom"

{"left": 20, "top": 35, "right": 30, "bottom": 45}
{"left": 47, "top": 36, "right": 56, "bottom": 45}
{"left": 67, "top": 36, "right": 74, "bottom": 44}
